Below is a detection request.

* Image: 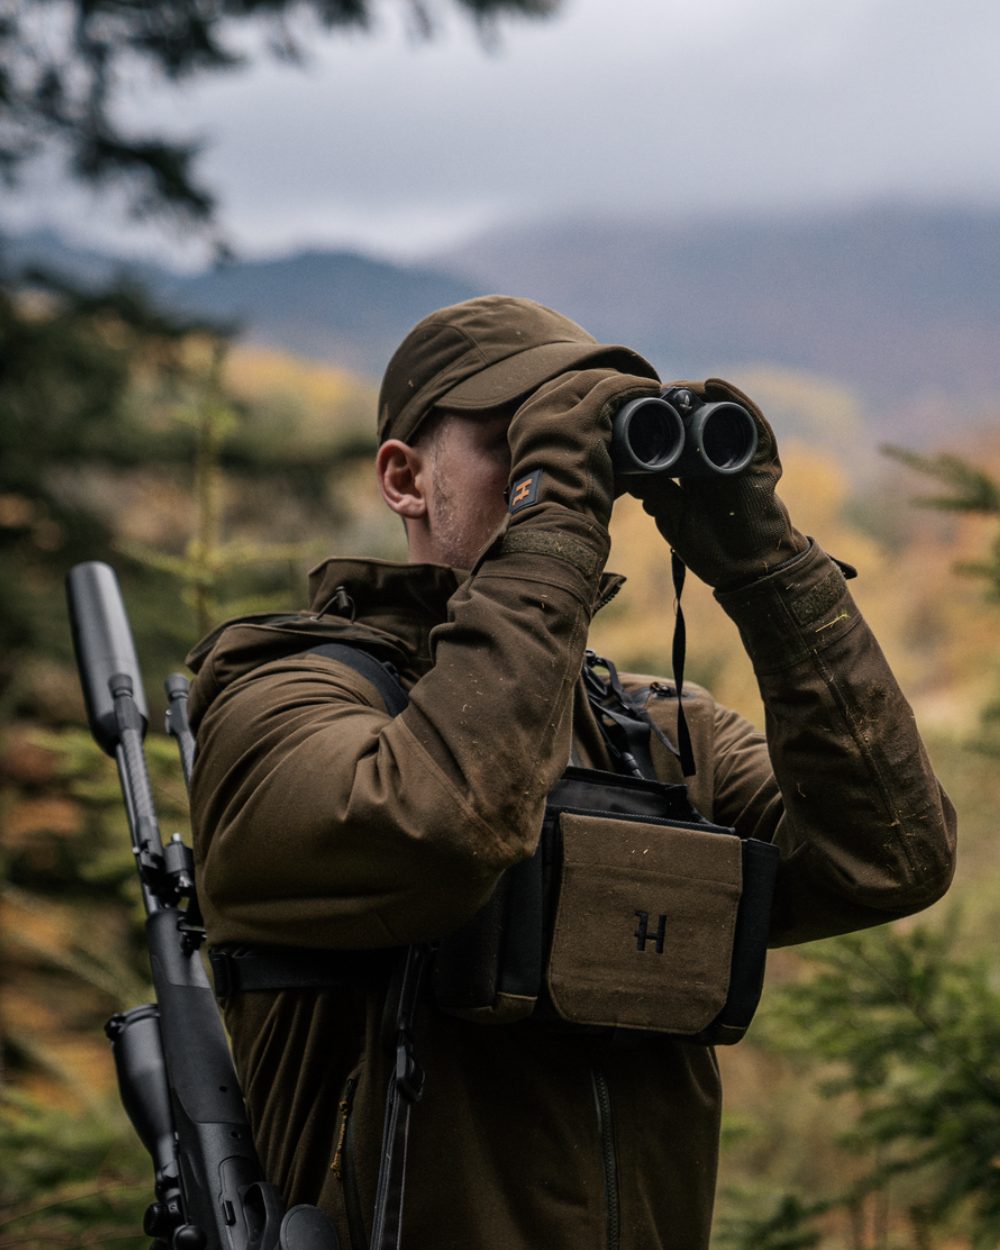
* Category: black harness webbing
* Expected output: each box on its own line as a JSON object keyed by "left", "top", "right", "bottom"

{"left": 211, "top": 633, "right": 696, "bottom": 1247}
{"left": 208, "top": 945, "right": 396, "bottom": 997}
{"left": 307, "top": 642, "right": 410, "bottom": 717}
{"left": 273, "top": 641, "right": 418, "bottom": 1250}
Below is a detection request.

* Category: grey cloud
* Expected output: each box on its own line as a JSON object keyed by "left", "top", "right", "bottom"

{"left": 12, "top": 0, "right": 1000, "bottom": 259}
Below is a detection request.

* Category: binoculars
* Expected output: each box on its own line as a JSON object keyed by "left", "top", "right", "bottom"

{"left": 612, "top": 387, "right": 758, "bottom": 479}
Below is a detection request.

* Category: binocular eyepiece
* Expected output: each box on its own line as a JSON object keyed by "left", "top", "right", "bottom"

{"left": 612, "top": 387, "right": 758, "bottom": 479}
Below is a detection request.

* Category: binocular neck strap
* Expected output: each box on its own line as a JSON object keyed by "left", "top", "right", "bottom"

{"left": 671, "top": 551, "right": 696, "bottom": 779}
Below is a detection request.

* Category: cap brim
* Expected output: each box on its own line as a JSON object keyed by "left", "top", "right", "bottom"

{"left": 438, "top": 340, "right": 658, "bottom": 412}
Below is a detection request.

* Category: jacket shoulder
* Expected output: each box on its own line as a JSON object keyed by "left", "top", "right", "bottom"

{"left": 186, "top": 611, "right": 407, "bottom": 731}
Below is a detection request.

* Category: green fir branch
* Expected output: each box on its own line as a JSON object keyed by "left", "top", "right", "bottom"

{"left": 882, "top": 445, "right": 1000, "bottom": 515}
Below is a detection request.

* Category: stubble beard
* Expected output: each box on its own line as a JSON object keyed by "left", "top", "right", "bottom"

{"left": 428, "top": 478, "right": 481, "bottom": 571}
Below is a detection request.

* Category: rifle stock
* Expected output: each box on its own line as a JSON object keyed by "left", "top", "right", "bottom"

{"left": 66, "top": 562, "right": 340, "bottom": 1250}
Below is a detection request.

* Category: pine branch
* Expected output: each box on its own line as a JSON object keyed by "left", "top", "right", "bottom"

{"left": 882, "top": 444, "right": 1000, "bottom": 515}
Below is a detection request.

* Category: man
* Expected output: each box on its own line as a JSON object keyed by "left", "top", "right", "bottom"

{"left": 187, "top": 295, "right": 956, "bottom": 1250}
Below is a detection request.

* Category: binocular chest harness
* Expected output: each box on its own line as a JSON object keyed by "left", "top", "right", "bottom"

{"left": 67, "top": 558, "right": 778, "bottom": 1250}
{"left": 210, "top": 557, "right": 780, "bottom": 1250}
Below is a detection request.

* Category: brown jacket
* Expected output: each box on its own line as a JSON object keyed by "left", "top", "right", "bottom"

{"left": 187, "top": 540, "right": 955, "bottom": 1250}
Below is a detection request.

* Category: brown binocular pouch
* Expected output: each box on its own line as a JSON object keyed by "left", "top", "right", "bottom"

{"left": 431, "top": 766, "right": 779, "bottom": 1045}
{"left": 208, "top": 644, "right": 778, "bottom": 1046}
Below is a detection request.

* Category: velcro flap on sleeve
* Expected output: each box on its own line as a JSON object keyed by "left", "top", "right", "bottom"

{"left": 546, "top": 813, "right": 742, "bottom": 1035}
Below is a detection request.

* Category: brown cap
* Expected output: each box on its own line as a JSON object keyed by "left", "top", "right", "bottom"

{"left": 377, "top": 294, "right": 659, "bottom": 444}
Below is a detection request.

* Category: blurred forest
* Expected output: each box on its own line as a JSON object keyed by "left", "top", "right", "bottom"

{"left": 4, "top": 2, "right": 1000, "bottom": 1249}
{"left": 4, "top": 317, "right": 1000, "bottom": 1247}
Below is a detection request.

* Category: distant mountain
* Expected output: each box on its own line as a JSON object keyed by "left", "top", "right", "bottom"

{"left": 2, "top": 230, "right": 478, "bottom": 377}
{"left": 6, "top": 205, "right": 999, "bottom": 439}
{"left": 1, "top": 228, "right": 172, "bottom": 290}
{"left": 433, "top": 205, "right": 1000, "bottom": 430}
{"left": 154, "top": 250, "right": 479, "bottom": 376}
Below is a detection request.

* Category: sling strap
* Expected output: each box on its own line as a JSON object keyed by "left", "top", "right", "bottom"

{"left": 369, "top": 944, "right": 431, "bottom": 1250}
{"left": 298, "top": 642, "right": 418, "bottom": 1250}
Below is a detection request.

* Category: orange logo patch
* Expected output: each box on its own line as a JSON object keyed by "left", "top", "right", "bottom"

{"left": 508, "top": 469, "right": 542, "bottom": 514}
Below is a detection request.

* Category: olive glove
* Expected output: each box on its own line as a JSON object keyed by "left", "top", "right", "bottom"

{"left": 629, "top": 378, "right": 808, "bottom": 591}
{"left": 498, "top": 368, "right": 661, "bottom": 586}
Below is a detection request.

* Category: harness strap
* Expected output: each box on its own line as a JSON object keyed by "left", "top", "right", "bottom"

{"left": 306, "top": 642, "right": 420, "bottom": 1250}
{"left": 307, "top": 642, "right": 410, "bottom": 717}
{"left": 208, "top": 946, "right": 397, "bottom": 997}
{"left": 583, "top": 652, "right": 688, "bottom": 781}
{"left": 583, "top": 654, "right": 658, "bottom": 779}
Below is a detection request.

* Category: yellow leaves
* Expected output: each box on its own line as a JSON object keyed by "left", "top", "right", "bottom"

{"left": 226, "top": 343, "right": 360, "bottom": 408}
{"left": 4, "top": 797, "right": 83, "bottom": 846}
{"left": 729, "top": 366, "right": 865, "bottom": 446}
{"left": 776, "top": 441, "right": 877, "bottom": 568}
{"left": 224, "top": 343, "right": 377, "bottom": 450}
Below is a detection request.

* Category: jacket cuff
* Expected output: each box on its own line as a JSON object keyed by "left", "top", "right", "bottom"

{"left": 714, "top": 540, "right": 859, "bottom": 675}
{"left": 474, "top": 505, "right": 611, "bottom": 609}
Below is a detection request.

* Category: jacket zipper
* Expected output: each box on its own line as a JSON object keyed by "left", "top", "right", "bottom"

{"left": 333, "top": 1077, "right": 367, "bottom": 1250}
{"left": 591, "top": 1065, "right": 621, "bottom": 1250}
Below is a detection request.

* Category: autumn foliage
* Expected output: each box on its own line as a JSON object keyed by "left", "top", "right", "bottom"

{"left": 2, "top": 311, "right": 1000, "bottom": 1247}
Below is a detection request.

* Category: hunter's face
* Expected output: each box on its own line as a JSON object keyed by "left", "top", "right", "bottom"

{"left": 423, "top": 411, "right": 512, "bottom": 570}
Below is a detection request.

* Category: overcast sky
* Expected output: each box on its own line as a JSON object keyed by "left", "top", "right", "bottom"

{"left": 12, "top": 0, "right": 1000, "bottom": 264}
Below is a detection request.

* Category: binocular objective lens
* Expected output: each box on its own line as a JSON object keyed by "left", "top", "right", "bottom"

{"left": 701, "top": 405, "right": 755, "bottom": 471}
{"left": 628, "top": 404, "right": 677, "bottom": 467}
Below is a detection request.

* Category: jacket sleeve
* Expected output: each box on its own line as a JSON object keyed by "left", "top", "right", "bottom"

{"left": 703, "top": 540, "right": 956, "bottom": 945}
{"left": 191, "top": 538, "right": 602, "bottom": 951}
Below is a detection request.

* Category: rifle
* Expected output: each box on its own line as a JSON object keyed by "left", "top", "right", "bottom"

{"left": 66, "top": 560, "right": 340, "bottom": 1250}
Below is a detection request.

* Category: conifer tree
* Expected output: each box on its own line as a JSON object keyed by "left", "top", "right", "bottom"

{"left": 883, "top": 445, "right": 1000, "bottom": 750}
{"left": 718, "top": 444, "right": 1000, "bottom": 1250}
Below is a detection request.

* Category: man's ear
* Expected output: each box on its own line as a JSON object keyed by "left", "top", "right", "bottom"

{"left": 376, "top": 439, "right": 428, "bottom": 520}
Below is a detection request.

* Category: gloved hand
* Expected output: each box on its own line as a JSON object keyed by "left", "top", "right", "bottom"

{"left": 505, "top": 368, "right": 662, "bottom": 533}
{"left": 628, "top": 378, "right": 808, "bottom": 591}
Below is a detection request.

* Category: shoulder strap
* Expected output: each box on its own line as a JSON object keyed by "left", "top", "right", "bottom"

{"left": 306, "top": 642, "right": 410, "bottom": 717}
{"left": 307, "top": 640, "right": 418, "bottom": 1250}
{"left": 221, "top": 638, "right": 417, "bottom": 1250}
{"left": 584, "top": 650, "right": 691, "bottom": 780}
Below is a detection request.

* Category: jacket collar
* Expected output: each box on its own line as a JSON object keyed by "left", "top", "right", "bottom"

{"left": 185, "top": 555, "right": 626, "bottom": 726}
{"left": 307, "top": 556, "right": 625, "bottom": 669}
{"left": 307, "top": 558, "right": 463, "bottom": 670}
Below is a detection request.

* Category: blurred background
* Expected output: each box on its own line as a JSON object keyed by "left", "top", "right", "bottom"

{"left": 2, "top": 1, "right": 1000, "bottom": 1246}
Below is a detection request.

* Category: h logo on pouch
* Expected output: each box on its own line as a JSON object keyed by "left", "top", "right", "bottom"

{"left": 634, "top": 910, "right": 667, "bottom": 954}
{"left": 508, "top": 469, "right": 542, "bottom": 514}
